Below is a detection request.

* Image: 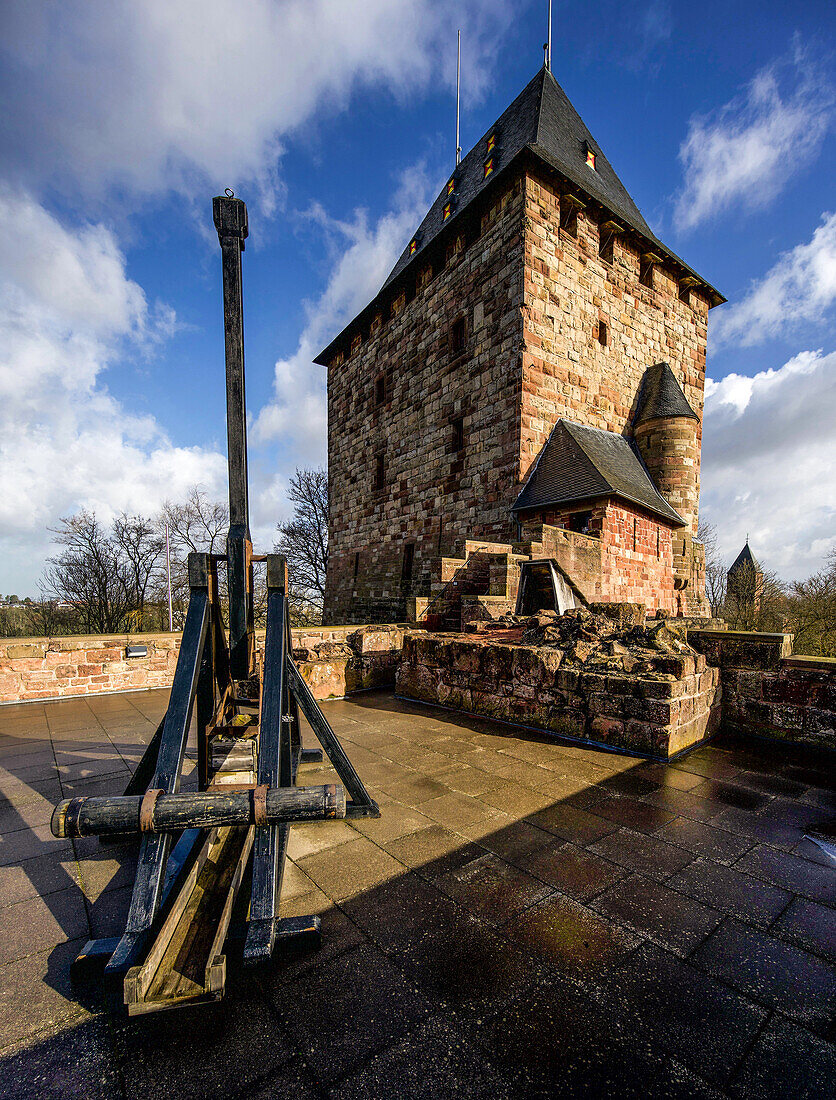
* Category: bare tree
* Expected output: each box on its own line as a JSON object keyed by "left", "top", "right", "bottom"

{"left": 724, "top": 559, "right": 785, "bottom": 632}
{"left": 42, "top": 511, "right": 134, "bottom": 634}
{"left": 158, "top": 488, "right": 229, "bottom": 626}
{"left": 785, "top": 550, "right": 836, "bottom": 656}
{"left": 697, "top": 521, "right": 727, "bottom": 618}
{"left": 113, "top": 513, "right": 165, "bottom": 626}
{"left": 275, "top": 468, "right": 328, "bottom": 624}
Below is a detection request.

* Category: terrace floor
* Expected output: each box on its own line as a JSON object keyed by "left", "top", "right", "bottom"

{"left": 0, "top": 688, "right": 834, "bottom": 1099}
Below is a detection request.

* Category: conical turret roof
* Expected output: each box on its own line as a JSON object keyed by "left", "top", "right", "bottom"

{"left": 634, "top": 363, "right": 698, "bottom": 425}
{"left": 729, "top": 542, "right": 762, "bottom": 575}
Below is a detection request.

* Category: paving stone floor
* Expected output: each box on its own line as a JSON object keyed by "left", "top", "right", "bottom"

{"left": 0, "top": 687, "right": 834, "bottom": 1099}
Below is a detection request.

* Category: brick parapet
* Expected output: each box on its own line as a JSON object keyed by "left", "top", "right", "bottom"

{"left": 0, "top": 633, "right": 181, "bottom": 703}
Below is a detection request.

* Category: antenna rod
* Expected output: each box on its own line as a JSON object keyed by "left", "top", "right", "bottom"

{"left": 547, "top": 0, "right": 552, "bottom": 70}
{"left": 456, "top": 29, "right": 461, "bottom": 166}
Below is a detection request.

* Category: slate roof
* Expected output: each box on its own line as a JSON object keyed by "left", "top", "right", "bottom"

{"left": 729, "top": 542, "right": 762, "bottom": 575}
{"left": 635, "top": 363, "right": 699, "bottom": 425}
{"left": 315, "top": 66, "right": 723, "bottom": 365}
{"left": 512, "top": 419, "right": 686, "bottom": 527}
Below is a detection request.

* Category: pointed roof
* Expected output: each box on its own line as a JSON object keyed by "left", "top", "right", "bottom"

{"left": 315, "top": 66, "right": 723, "bottom": 366}
{"left": 729, "top": 542, "right": 762, "bottom": 575}
{"left": 512, "top": 419, "right": 686, "bottom": 526}
{"left": 634, "top": 363, "right": 699, "bottom": 425}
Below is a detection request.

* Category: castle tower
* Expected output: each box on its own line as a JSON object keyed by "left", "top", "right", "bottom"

{"left": 317, "top": 66, "right": 724, "bottom": 624}
{"left": 728, "top": 541, "right": 764, "bottom": 616}
{"left": 632, "top": 362, "right": 702, "bottom": 602}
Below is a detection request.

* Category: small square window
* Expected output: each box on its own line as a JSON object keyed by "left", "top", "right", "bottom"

{"left": 450, "top": 316, "right": 466, "bottom": 355}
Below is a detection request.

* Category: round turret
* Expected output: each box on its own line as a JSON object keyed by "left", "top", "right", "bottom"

{"left": 632, "top": 363, "right": 701, "bottom": 595}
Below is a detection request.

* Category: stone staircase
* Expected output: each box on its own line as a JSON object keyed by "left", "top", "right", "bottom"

{"left": 422, "top": 540, "right": 528, "bottom": 631}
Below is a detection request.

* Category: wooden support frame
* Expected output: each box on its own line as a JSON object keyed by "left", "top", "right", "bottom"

{"left": 61, "top": 193, "right": 381, "bottom": 1013}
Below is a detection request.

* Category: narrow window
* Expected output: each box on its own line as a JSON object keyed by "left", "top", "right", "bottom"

{"left": 656, "top": 528, "right": 660, "bottom": 558}
{"left": 450, "top": 316, "right": 466, "bottom": 355}
{"left": 640, "top": 253, "right": 658, "bottom": 288}
{"left": 401, "top": 543, "right": 415, "bottom": 591}
{"left": 353, "top": 551, "right": 360, "bottom": 582}
{"left": 375, "top": 374, "right": 386, "bottom": 406}
{"left": 679, "top": 277, "right": 695, "bottom": 304}
{"left": 373, "top": 452, "right": 385, "bottom": 492}
{"left": 633, "top": 518, "right": 638, "bottom": 551}
{"left": 451, "top": 415, "right": 464, "bottom": 453}
{"left": 597, "top": 321, "right": 608, "bottom": 348}
{"left": 599, "top": 219, "right": 619, "bottom": 264}
{"left": 560, "top": 202, "right": 578, "bottom": 238}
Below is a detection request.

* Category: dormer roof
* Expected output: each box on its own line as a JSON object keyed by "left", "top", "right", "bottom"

{"left": 512, "top": 419, "right": 686, "bottom": 527}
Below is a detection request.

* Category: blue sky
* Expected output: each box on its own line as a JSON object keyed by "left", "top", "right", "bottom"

{"left": 1, "top": 0, "right": 834, "bottom": 596}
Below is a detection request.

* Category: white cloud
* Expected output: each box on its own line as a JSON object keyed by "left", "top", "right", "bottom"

{"left": 701, "top": 349, "right": 836, "bottom": 580}
{"left": 250, "top": 165, "right": 434, "bottom": 464}
{"left": 711, "top": 212, "right": 836, "bottom": 348}
{"left": 674, "top": 47, "right": 832, "bottom": 232}
{"left": 0, "top": 0, "right": 513, "bottom": 209}
{"left": 0, "top": 188, "right": 226, "bottom": 593}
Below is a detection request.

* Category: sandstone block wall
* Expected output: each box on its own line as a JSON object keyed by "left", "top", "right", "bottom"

{"left": 0, "top": 625, "right": 409, "bottom": 705}
{"left": 520, "top": 172, "right": 709, "bottom": 491}
{"left": 396, "top": 632, "right": 721, "bottom": 759}
{"left": 0, "top": 634, "right": 181, "bottom": 703}
{"left": 325, "top": 174, "right": 527, "bottom": 625}
{"left": 688, "top": 630, "right": 835, "bottom": 750}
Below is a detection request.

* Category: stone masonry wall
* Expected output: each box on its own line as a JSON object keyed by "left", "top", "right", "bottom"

{"left": 0, "top": 634, "right": 182, "bottom": 703}
{"left": 324, "top": 173, "right": 527, "bottom": 624}
{"left": 520, "top": 170, "right": 710, "bottom": 526}
{"left": 396, "top": 632, "right": 721, "bottom": 759}
{"left": 688, "top": 630, "right": 836, "bottom": 750}
{"left": 0, "top": 625, "right": 409, "bottom": 705}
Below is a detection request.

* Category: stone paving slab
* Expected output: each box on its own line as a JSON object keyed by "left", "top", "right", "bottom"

{"left": 0, "top": 687, "right": 833, "bottom": 1098}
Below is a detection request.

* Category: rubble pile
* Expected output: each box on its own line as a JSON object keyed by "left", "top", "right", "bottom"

{"left": 471, "top": 604, "right": 698, "bottom": 678}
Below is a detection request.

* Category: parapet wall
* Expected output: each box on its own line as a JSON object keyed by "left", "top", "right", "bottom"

{"left": 0, "top": 625, "right": 409, "bottom": 705}
{"left": 397, "top": 632, "right": 721, "bottom": 760}
{"left": 0, "top": 634, "right": 182, "bottom": 703}
{"left": 687, "top": 630, "right": 835, "bottom": 750}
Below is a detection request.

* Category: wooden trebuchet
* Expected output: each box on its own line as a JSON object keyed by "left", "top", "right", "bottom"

{"left": 52, "top": 783, "right": 345, "bottom": 839}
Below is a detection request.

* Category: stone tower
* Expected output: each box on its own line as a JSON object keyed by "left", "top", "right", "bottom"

{"left": 632, "top": 362, "right": 703, "bottom": 606}
{"left": 728, "top": 541, "right": 764, "bottom": 616}
{"left": 317, "top": 66, "right": 724, "bottom": 624}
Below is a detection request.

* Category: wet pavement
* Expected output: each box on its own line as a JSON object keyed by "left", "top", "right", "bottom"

{"left": 0, "top": 687, "right": 833, "bottom": 1098}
